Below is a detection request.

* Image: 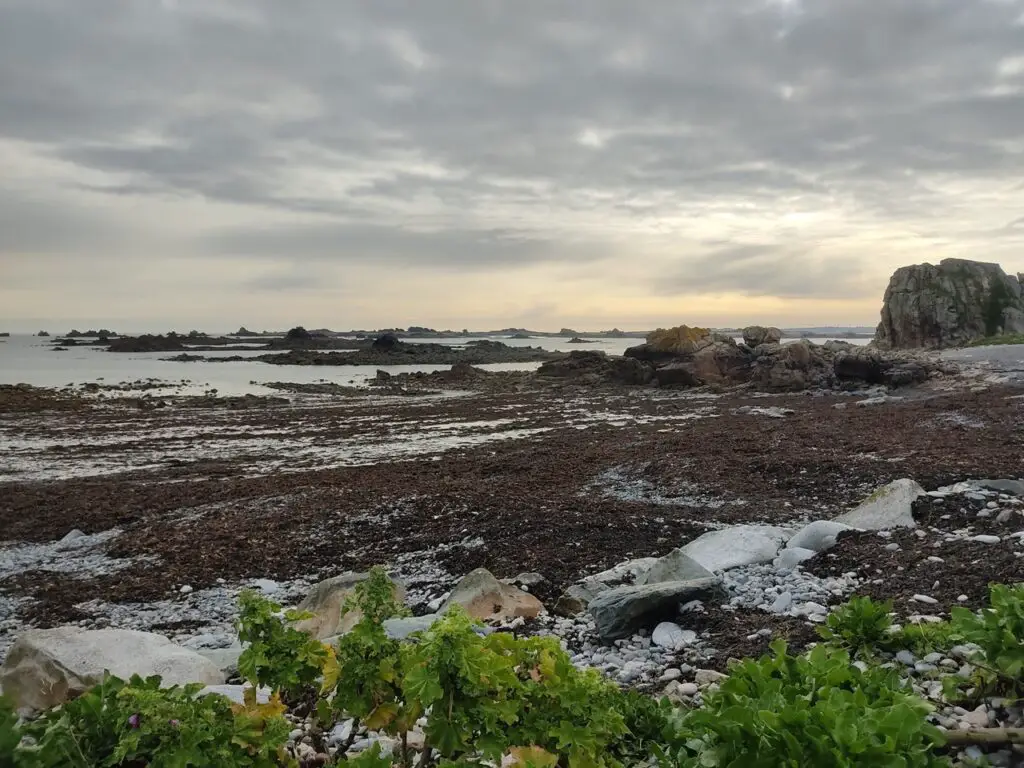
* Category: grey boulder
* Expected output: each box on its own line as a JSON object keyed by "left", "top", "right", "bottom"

{"left": 681, "top": 525, "right": 792, "bottom": 572}
{"left": 639, "top": 549, "right": 715, "bottom": 585}
{"left": 786, "top": 520, "right": 856, "bottom": 553}
{"left": 588, "top": 577, "right": 727, "bottom": 641}
{"left": 835, "top": 479, "right": 922, "bottom": 530}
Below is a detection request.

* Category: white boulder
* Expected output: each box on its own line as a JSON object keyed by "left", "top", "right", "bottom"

{"left": 786, "top": 520, "right": 856, "bottom": 553}
{"left": 651, "top": 622, "right": 697, "bottom": 650}
{"left": 681, "top": 525, "right": 792, "bottom": 572}
{"left": 0, "top": 627, "right": 226, "bottom": 711}
{"left": 835, "top": 479, "right": 923, "bottom": 530}
{"left": 773, "top": 547, "right": 817, "bottom": 571}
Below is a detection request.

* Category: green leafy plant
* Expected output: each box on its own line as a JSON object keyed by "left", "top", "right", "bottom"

{"left": 16, "top": 674, "right": 290, "bottom": 768}
{"left": 236, "top": 590, "right": 329, "bottom": 704}
{"left": 896, "top": 620, "right": 958, "bottom": 657}
{"left": 1, "top": 695, "right": 26, "bottom": 768}
{"left": 659, "top": 641, "right": 949, "bottom": 768}
{"left": 816, "top": 596, "right": 895, "bottom": 657}
{"left": 950, "top": 582, "right": 1024, "bottom": 696}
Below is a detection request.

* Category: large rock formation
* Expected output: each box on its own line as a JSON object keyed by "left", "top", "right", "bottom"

{"left": 875, "top": 258, "right": 1024, "bottom": 348}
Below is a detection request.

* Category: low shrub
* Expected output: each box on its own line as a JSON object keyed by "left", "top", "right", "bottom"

{"left": 816, "top": 596, "right": 895, "bottom": 657}
{"left": 236, "top": 589, "right": 329, "bottom": 705}
{"left": 14, "top": 675, "right": 289, "bottom": 767}
{"left": 949, "top": 582, "right": 1024, "bottom": 696}
{"left": 659, "top": 641, "right": 949, "bottom": 767}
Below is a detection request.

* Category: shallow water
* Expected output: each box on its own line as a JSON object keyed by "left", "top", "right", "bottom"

{"left": 0, "top": 334, "right": 870, "bottom": 396}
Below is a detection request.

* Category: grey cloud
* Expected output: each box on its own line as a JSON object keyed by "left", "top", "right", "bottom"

{"left": 1, "top": 0, "right": 1024, "bottom": 310}
{"left": 205, "top": 223, "right": 607, "bottom": 270}
{"left": 656, "top": 243, "right": 876, "bottom": 299}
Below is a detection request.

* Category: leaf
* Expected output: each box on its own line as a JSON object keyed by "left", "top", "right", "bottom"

{"left": 365, "top": 702, "right": 401, "bottom": 730}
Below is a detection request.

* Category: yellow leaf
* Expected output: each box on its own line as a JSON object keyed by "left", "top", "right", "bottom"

{"left": 321, "top": 646, "right": 340, "bottom": 693}
{"left": 507, "top": 746, "right": 559, "bottom": 768}
{"left": 365, "top": 702, "right": 400, "bottom": 730}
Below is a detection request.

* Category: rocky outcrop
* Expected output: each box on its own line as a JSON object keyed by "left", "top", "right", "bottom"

{"left": 742, "top": 326, "right": 782, "bottom": 347}
{"left": 537, "top": 351, "right": 654, "bottom": 385}
{"left": 441, "top": 568, "right": 545, "bottom": 622}
{"left": 875, "top": 258, "right": 1024, "bottom": 349}
{"left": 107, "top": 334, "right": 187, "bottom": 353}
{"left": 0, "top": 628, "right": 225, "bottom": 711}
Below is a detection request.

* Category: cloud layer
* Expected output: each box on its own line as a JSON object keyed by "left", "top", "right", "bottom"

{"left": 2, "top": 0, "right": 1024, "bottom": 330}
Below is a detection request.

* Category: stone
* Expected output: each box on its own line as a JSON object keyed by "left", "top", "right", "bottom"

{"left": 588, "top": 578, "right": 727, "bottom": 641}
{"left": 912, "top": 594, "right": 938, "bottom": 605}
{"left": 742, "top": 326, "right": 783, "bottom": 347}
{"left": 441, "top": 568, "right": 545, "bottom": 622}
{"left": 652, "top": 362, "right": 703, "bottom": 388}
{"left": 694, "top": 669, "right": 727, "bottom": 686}
{"left": 651, "top": 622, "right": 697, "bottom": 650}
{"left": 971, "top": 535, "right": 1002, "bottom": 544}
{"left": 196, "top": 646, "right": 243, "bottom": 675}
{"left": 681, "top": 525, "right": 792, "bottom": 572}
{"left": 507, "top": 572, "right": 546, "bottom": 588}
{"left": 689, "top": 340, "right": 752, "bottom": 384}
{"left": 874, "top": 258, "right": 1024, "bottom": 349}
{"left": 625, "top": 326, "right": 716, "bottom": 363}
{"left": 639, "top": 549, "right": 715, "bottom": 585}
{"left": 553, "top": 581, "right": 608, "bottom": 617}
{"left": 0, "top": 628, "right": 226, "bottom": 711}
{"left": 677, "top": 682, "right": 699, "bottom": 696}
{"left": 786, "top": 520, "right": 856, "bottom": 553}
{"left": 977, "top": 479, "right": 1024, "bottom": 496}
{"left": 772, "top": 547, "right": 817, "bottom": 571}
{"left": 537, "top": 351, "right": 654, "bottom": 386}
{"left": 750, "top": 340, "right": 835, "bottom": 392}
{"left": 295, "top": 572, "right": 406, "bottom": 640}
{"left": 200, "top": 684, "right": 272, "bottom": 706}
{"left": 771, "top": 592, "right": 794, "bottom": 613}
{"left": 896, "top": 650, "right": 917, "bottom": 666}
{"left": 835, "top": 479, "right": 923, "bottom": 530}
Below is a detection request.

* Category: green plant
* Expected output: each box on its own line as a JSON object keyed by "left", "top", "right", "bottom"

{"left": 1, "top": 695, "right": 25, "bottom": 767}
{"left": 950, "top": 583, "right": 1024, "bottom": 696}
{"left": 236, "top": 590, "right": 329, "bottom": 704}
{"left": 16, "top": 674, "right": 290, "bottom": 767}
{"left": 659, "top": 641, "right": 949, "bottom": 768}
{"left": 896, "top": 620, "right": 957, "bottom": 657}
{"left": 322, "top": 570, "right": 412, "bottom": 750}
{"left": 816, "top": 596, "right": 895, "bottom": 657}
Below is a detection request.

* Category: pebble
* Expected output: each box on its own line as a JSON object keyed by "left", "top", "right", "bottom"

{"left": 677, "top": 682, "right": 699, "bottom": 697}
{"left": 179, "top": 585, "right": 194, "bottom": 595}
{"left": 659, "top": 668, "right": 682, "bottom": 682}
{"left": 911, "top": 594, "right": 938, "bottom": 605}
{"left": 694, "top": 669, "right": 727, "bottom": 686}
{"left": 896, "top": 650, "right": 916, "bottom": 666}
{"left": 971, "top": 535, "right": 1001, "bottom": 544}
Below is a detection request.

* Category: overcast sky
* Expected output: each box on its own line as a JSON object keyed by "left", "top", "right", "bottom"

{"left": 2, "top": 0, "right": 1024, "bottom": 332}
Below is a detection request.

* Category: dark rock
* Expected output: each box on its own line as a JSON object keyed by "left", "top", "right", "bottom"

{"left": 742, "top": 326, "right": 782, "bottom": 347}
{"left": 653, "top": 362, "right": 702, "bottom": 387}
{"left": 538, "top": 351, "right": 654, "bottom": 386}
{"left": 372, "top": 333, "right": 401, "bottom": 350}
{"left": 588, "top": 577, "right": 727, "bottom": 641}
{"left": 107, "top": 335, "right": 187, "bottom": 353}
{"left": 875, "top": 258, "right": 1024, "bottom": 349}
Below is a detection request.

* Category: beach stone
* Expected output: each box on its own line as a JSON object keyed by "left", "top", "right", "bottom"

{"left": 196, "top": 646, "right": 243, "bottom": 675}
{"left": 651, "top": 622, "right": 697, "bottom": 650}
{"left": 588, "top": 578, "right": 727, "bottom": 641}
{"left": 773, "top": 547, "right": 817, "bottom": 571}
{"left": 970, "top": 535, "right": 1001, "bottom": 544}
{"left": 681, "top": 525, "right": 792, "bottom": 572}
{"left": 977, "top": 479, "right": 1024, "bottom": 496}
{"left": 0, "top": 627, "right": 226, "bottom": 711}
{"left": 694, "top": 669, "right": 727, "bottom": 686}
{"left": 295, "top": 571, "right": 406, "bottom": 640}
{"left": 441, "top": 568, "right": 545, "bottom": 622}
{"left": 639, "top": 549, "right": 715, "bottom": 585}
{"left": 835, "top": 479, "right": 923, "bottom": 530}
{"left": 553, "top": 580, "right": 607, "bottom": 617}
{"left": 200, "top": 684, "right": 271, "bottom": 706}
{"left": 786, "top": 520, "right": 856, "bottom": 553}
{"left": 678, "top": 682, "right": 699, "bottom": 696}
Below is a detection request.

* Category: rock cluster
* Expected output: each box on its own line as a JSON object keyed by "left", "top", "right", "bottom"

{"left": 874, "top": 258, "right": 1024, "bottom": 349}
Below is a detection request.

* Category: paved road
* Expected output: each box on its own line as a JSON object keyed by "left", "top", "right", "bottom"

{"left": 942, "top": 343, "right": 1024, "bottom": 382}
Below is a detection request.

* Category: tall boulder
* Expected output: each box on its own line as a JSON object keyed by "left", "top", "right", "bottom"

{"left": 874, "top": 258, "right": 1024, "bottom": 349}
